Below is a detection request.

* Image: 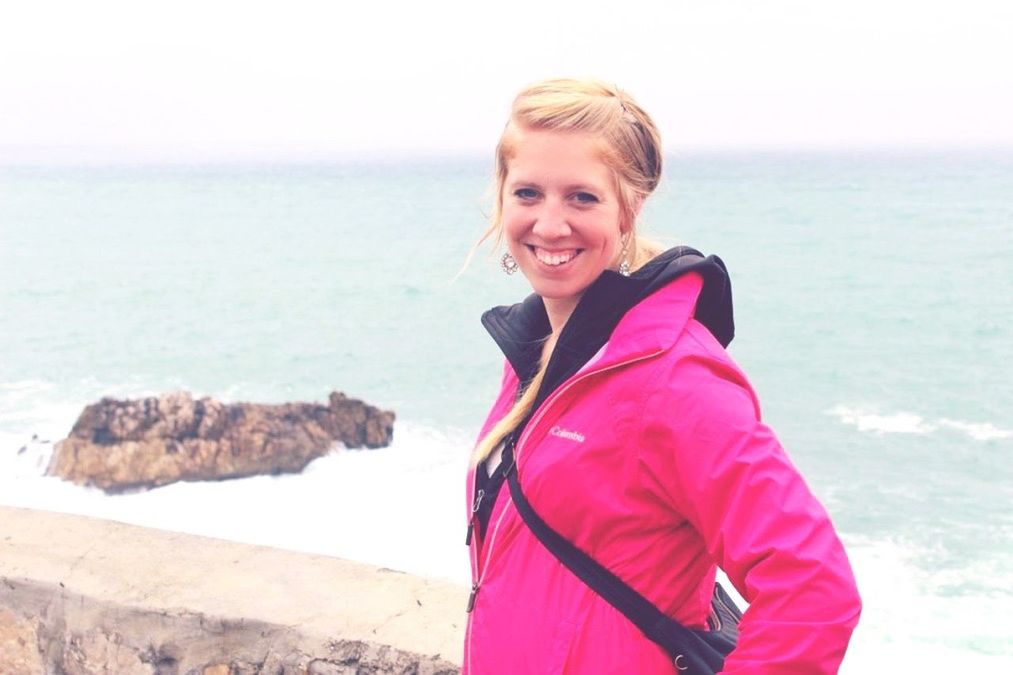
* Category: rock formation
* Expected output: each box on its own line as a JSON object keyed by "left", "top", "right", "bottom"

{"left": 47, "top": 391, "right": 395, "bottom": 492}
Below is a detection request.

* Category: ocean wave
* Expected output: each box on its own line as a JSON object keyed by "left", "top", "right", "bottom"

{"left": 0, "top": 433, "right": 55, "bottom": 477}
{"left": 0, "top": 378, "right": 83, "bottom": 468}
{"left": 0, "top": 379, "right": 57, "bottom": 420}
{"left": 0, "top": 379, "right": 57, "bottom": 393}
{"left": 841, "top": 535, "right": 1013, "bottom": 671}
{"left": 828, "top": 405, "right": 1011, "bottom": 441}
{"left": 0, "top": 422, "right": 477, "bottom": 585}
{"left": 936, "top": 418, "right": 1013, "bottom": 441}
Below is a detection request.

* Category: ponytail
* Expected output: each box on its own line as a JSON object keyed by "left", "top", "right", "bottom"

{"left": 471, "top": 332, "right": 558, "bottom": 466}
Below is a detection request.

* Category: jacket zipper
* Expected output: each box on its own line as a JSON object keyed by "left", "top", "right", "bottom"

{"left": 464, "top": 346, "right": 663, "bottom": 670}
{"left": 465, "top": 488, "right": 485, "bottom": 546}
{"left": 464, "top": 490, "right": 514, "bottom": 673}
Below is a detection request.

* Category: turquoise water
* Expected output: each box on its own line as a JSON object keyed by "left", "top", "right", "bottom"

{"left": 1, "top": 152, "right": 1011, "bottom": 669}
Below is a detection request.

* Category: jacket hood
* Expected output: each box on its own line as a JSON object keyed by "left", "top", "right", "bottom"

{"left": 481, "top": 246, "right": 734, "bottom": 394}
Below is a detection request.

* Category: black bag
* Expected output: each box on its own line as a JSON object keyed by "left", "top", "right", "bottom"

{"left": 506, "top": 458, "right": 742, "bottom": 673}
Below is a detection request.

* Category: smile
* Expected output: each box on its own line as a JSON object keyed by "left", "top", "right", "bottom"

{"left": 528, "top": 246, "right": 582, "bottom": 267}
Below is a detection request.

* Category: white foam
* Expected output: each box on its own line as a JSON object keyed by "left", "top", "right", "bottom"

{"left": 0, "top": 379, "right": 56, "bottom": 393}
{"left": 0, "top": 434, "right": 55, "bottom": 478}
{"left": 0, "top": 379, "right": 80, "bottom": 479}
{"left": 937, "top": 418, "right": 1013, "bottom": 441}
{"left": 840, "top": 536, "right": 1013, "bottom": 672}
{"left": 828, "top": 405, "right": 935, "bottom": 435}
{"left": 0, "top": 422, "right": 476, "bottom": 585}
{"left": 828, "top": 405, "right": 1011, "bottom": 442}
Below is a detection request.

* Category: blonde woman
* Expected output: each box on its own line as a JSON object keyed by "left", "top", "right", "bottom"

{"left": 463, "top": 79, "right": 861, "bottom": 674}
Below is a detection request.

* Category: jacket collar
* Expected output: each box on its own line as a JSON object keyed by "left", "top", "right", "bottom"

{"left": 481, "top": 246, "right": 735, "bottom": 393}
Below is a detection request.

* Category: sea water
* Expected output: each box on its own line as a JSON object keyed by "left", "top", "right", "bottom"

{"left": 1, "top": 151, "right": 1011, "bottom": 671}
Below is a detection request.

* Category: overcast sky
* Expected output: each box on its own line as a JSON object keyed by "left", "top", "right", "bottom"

{"left": 1, "top": 0, "right": 1011, "bottom": 161}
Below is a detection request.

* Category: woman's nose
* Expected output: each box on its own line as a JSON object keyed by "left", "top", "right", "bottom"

{"left": 531, "top": 200, "right": 571, "bottom": 239}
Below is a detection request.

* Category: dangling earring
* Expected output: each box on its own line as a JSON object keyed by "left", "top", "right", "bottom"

{"left": 618, "top": 235, "right": 632, "bottom": 277}
{"left": 501, "top": 252, "right": 518, "bottom": 275}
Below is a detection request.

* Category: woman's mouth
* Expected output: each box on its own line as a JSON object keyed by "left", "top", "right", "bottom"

{"left": 528, "top": 246, "right": 582, "bottom": 267}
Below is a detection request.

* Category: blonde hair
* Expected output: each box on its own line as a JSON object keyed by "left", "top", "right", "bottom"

{"left": 472, "top": 78, "right": 666, "bottom": 466}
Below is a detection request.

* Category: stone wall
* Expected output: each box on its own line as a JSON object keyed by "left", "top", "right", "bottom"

{"left": 0, "top": 507, "right": 465, "bottom": 674}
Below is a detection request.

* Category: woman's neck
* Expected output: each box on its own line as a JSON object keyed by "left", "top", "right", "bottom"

{"left": 543, "top": 295, "right": 581, "bottom": 335}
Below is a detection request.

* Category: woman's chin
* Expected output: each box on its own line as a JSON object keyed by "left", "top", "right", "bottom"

{"left": 523, "top": 279, "right": 588, "bottom": 308}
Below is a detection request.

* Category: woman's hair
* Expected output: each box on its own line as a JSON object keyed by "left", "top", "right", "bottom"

{"left": 471, "top": 78, "right": 666, "bottom": 466}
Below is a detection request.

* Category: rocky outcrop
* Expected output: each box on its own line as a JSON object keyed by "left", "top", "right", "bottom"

{"left": 47, "top": 391, "right": 395, "bottom": 492}
{"left": 0, "top": 506, "right": 464, "bottom": 675}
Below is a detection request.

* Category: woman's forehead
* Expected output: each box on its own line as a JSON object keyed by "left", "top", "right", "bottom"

{"left": 502, "top": 126, "right": 613, "bottom": 186}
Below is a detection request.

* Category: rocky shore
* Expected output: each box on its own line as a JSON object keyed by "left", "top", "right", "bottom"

{"left": 46, "top": 391, "right": 395, "bottom": 492}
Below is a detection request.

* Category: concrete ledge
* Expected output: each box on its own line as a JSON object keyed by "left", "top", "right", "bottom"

{"left": 0, "top": 506, "right": 465, "bottom": 674}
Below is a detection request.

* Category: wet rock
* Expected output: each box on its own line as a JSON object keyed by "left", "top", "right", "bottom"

{"left": 47, "top": 391, "right": 395, "bottom": 492}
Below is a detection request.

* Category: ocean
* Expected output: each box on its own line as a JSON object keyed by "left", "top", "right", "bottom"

{"left": 1, "top": 151, "right": 1011, "bottom": 671}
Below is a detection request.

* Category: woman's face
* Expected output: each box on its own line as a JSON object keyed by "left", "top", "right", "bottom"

{"left": 501, "top": 127, "right": 625, "bottom": 322}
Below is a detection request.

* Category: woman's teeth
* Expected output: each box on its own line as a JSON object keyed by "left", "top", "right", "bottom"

{"left": 533, "top": 248, "right": 579, "bottom": 266}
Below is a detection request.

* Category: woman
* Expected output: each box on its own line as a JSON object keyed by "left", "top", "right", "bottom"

{"left": 464, "top": 79, "right": 861, "bottom": 674}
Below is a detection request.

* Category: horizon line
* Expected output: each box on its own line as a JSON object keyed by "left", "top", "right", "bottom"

{"left": 2, "top": 141, "right": 1012, "bottom": 168}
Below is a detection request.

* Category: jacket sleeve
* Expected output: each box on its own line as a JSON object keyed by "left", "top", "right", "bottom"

{"left": 643, "top": 333, "right": 861, "bottom": 673}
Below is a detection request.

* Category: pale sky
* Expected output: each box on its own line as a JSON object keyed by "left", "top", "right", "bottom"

{"left": 1, "top": 0, "right": 1011, "bottom": 161}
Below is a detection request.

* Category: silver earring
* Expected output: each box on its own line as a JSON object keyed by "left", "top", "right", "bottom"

{"left": 618, "top": 237, "right": 631, "bottom": 277}
{"left": 501, "top": 252, "right": 518, "bottom": 275}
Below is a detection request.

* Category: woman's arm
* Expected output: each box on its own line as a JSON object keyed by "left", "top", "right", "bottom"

{"left": 644, "top": 325, "right": 861, "bottom": 674}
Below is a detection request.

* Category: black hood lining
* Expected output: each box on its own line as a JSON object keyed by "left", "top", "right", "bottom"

{"left": 481, "top": 246, "right": 734, "bottom": 409}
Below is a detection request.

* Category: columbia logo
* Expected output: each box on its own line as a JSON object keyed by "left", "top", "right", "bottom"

{"left": 549, "top": 426, "right": 585, "bottom": 443}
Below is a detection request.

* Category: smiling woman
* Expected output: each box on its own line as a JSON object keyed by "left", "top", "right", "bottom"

{"left": 461, "top": 79, "right": 862, "bottom": 674}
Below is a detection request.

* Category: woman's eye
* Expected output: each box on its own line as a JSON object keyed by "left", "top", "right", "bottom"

{"left": 514, "top": 188, "right": 539, "bottom": 200}
{"left": 573, "top": 192, "right": 599, "bottom": 204}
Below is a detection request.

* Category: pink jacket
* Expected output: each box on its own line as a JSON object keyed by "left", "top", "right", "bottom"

{"left": 463, "top": 272, "right": 861, "bottom": 674}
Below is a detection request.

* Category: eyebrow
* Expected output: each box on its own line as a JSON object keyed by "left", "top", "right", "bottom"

{"left": 507, "top": 180, "right": 604, "bottom": 193}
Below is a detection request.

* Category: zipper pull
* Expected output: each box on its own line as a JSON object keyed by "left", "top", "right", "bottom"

{"left": 466, "top": 583, "right": 480, "bottom": 612}
{"left": 465, "top": 489, "right": 486, "bottom": 545}
{"left": 501, "top": 439, "right": 517, "bottom": 477}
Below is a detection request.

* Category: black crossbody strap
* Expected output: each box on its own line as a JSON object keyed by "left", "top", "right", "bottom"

{"left": 506, "top": 467, "right": 725, "bottom": 671}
